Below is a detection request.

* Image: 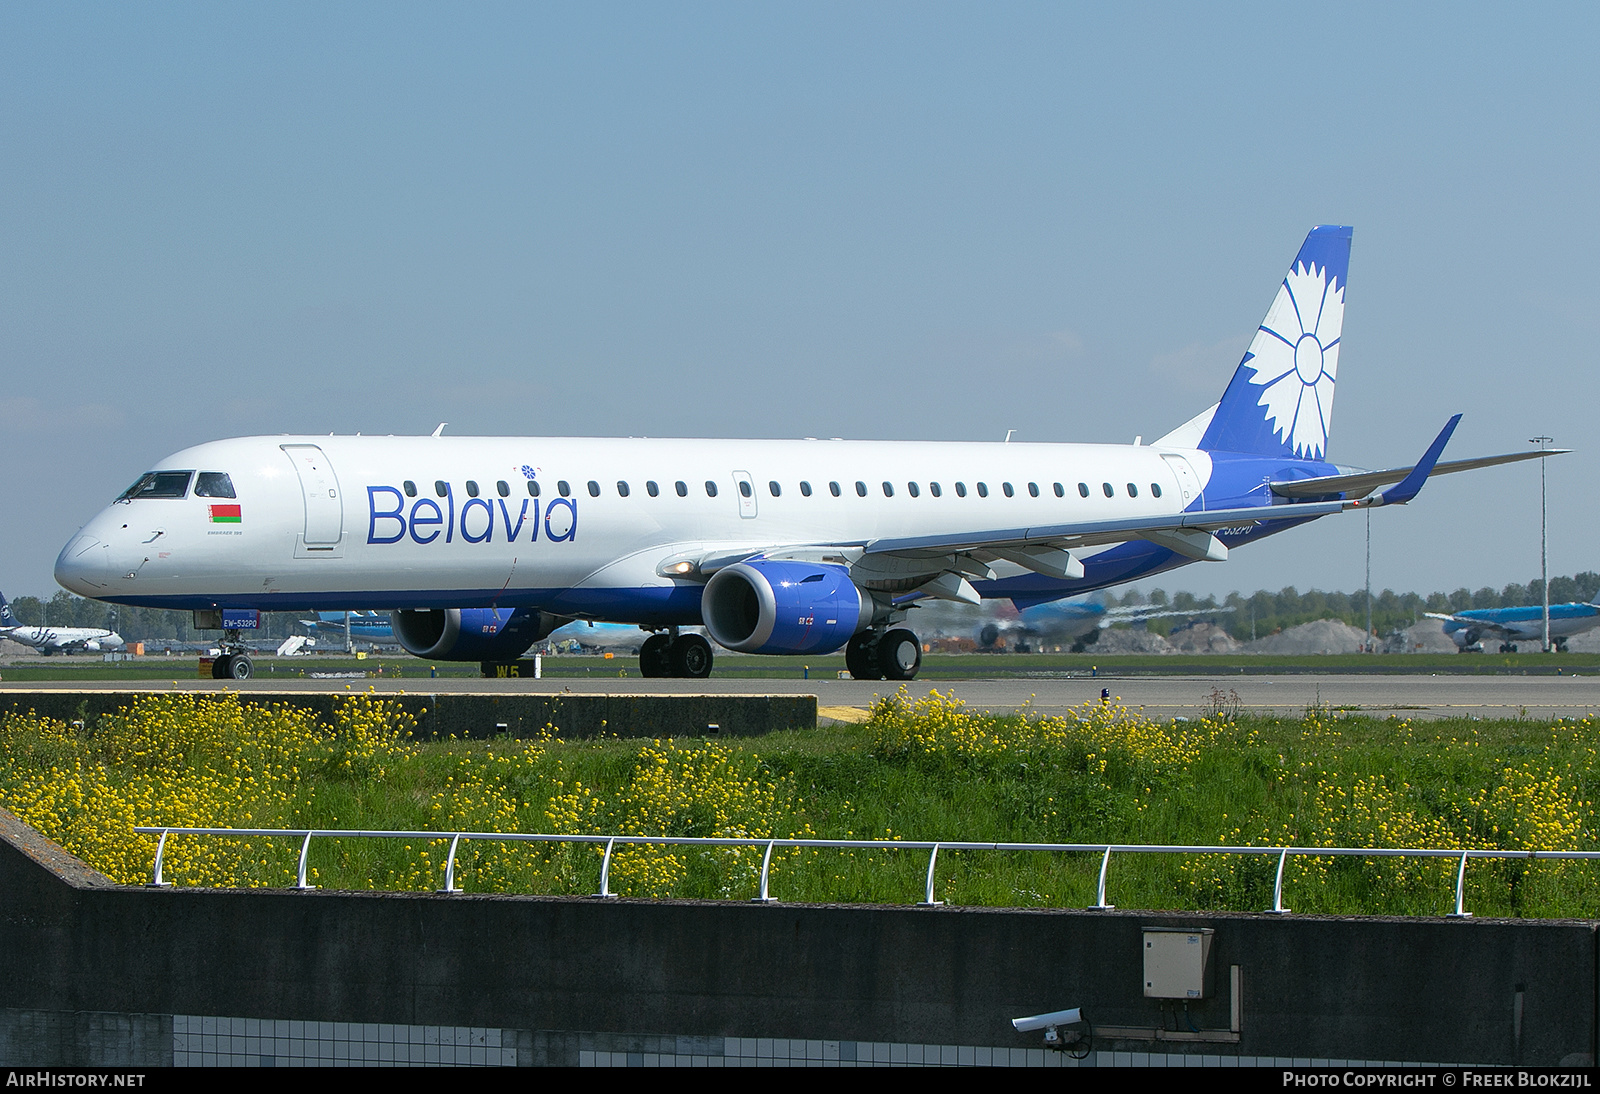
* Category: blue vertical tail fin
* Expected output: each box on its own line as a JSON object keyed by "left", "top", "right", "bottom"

{"left": 0, "top": 593, "right": 17, "bottom": 629}
{"left": 1198, "top": 225, "right": 1353, "bottom": 460}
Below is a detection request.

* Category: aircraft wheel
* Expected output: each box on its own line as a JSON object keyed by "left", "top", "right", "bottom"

{"left": 639, "top": 633, "right": 673, "bottom": 678}
{"left": 845, "top": 632, "right": 882, "bottom": 681}
{"left": 228, "top": 654, "right": 254, "bottom": 680}
{"left": 211, "top": 655, "right": 233, "bottom": 679}
{"left": 1556, "top": 638, "right": 1569, "bottom": 653}
{"left": 878, "top": 628, "right": 922, "bottom": 681}
{"left": 671, "top": 634, "right": 713, "bottom": 678}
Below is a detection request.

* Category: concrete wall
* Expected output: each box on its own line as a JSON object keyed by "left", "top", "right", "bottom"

{"left": 0, "top": 689, "right": 815, "bottom": 740}
{"left": 0, "top": 808, "right": 1592, "bottom": 1066}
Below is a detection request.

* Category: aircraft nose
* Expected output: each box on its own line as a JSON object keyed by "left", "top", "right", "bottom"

{"left": 54, "top": 531, "right": 111, "bottom": 595}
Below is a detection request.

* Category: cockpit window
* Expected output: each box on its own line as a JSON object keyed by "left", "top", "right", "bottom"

{"left": 117, "top": 471, "right": 193, "bottom": 501}
{"left": 194, "top": 472, "right": 236, "bottom": 499}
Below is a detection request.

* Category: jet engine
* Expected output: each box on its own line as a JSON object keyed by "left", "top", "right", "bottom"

{"left": 391, "top": 607, "right": 563, "bottom": 662}
{"left": 701, "top": 559, "right": 875, "bottom": 655}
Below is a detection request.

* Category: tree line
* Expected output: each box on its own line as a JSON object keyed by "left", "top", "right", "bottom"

{"left": 1112, "top": 572, "right": 1600, "bottom": 641}
{"left": 9, "top": 571, "right": 1600, "bottom": 645}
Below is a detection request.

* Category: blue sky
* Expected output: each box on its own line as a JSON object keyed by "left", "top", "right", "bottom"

{"left": 4, "top": 3, "right": 1596, "bottom": 602}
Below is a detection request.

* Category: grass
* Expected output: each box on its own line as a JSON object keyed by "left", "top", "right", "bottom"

{"left": 1, "top": 690, "right": 1597, "bottom": 918}
{"left": 5, "top": 650, "right": 1600, "bottom": 682}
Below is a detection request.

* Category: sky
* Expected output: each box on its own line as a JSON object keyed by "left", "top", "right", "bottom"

{"left": 4, "top": 3, "right": 1597, "bottom": 604}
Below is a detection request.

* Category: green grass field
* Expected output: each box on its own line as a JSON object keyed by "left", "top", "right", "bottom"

{"left": 1, "top": 689, "right": 1596, "bottom": 918}
{"left": 5, "top": 648, "right": 1600, "bottom": 682}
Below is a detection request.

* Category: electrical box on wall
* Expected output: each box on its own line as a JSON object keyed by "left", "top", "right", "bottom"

{"left": 1143, "top": 927, "right": 1214, "bottom": 999}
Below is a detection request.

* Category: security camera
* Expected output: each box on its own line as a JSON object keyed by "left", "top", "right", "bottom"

{"left": 1011, "top": 1007, "right": 1089, "bottom": 1055}
{"left": 1011, "top": 1007, "right": 1083, "bottom": 1033}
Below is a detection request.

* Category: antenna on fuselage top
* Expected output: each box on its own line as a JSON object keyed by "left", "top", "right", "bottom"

{"left": 431, "top": 423, "right": 447, "bottom": 437}
{"left": 1004, "top": 429, "right": 1016, "bottom": 443}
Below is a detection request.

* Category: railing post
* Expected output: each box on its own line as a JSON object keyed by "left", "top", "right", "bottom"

{"left": 295, "top": 832, "right": 315, "bottom": 890}
{"left": 1088, "top": 846, "right": 1115, "bottom": 910}
{"left": 148, "top": 830, "right": 172, "bottom": 888}
{"left": 593, "top": 837, "right": 617, "bottom": 899}
{"left": 752, "top": 840, "right": 777, "bottom": 904}
{"left": 1447, "top": 852, "right": 1472, "bottom": 918}
{"left": 1265, "top": 848, "right": 1292, "bottom": 914}
{"left": 438, "top": 833, "right": 463, "bottom": 894}
{"left": 919, "top": 843, "right": 944, "bottom": 906}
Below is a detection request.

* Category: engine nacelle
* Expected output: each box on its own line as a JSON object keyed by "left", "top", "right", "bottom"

{"left": 391, "top": 607, "right": 561, "bottom": 662}
{"left": 702, "top": 560, "right": 874, "bottom": 655}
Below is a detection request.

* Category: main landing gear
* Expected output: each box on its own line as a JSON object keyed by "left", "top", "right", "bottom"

{"left": 638, "top": 630, "right": 714, "bottom": 678}
{"left": 210, "top": 628, "right": 254, "bottom": 680}
{"left": 844, "top": 628, "right": 922, "bottom": 682}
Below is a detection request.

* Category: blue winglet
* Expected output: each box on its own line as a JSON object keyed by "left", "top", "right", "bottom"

{"left": 1377, "top": 414, "right": 1462, "bottom": 505}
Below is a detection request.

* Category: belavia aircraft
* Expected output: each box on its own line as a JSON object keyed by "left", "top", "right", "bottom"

{"left": 55, "top": 227, "right": 1557, "bottom": 680}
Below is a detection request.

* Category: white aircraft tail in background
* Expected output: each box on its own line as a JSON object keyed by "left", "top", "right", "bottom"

{"left": 0, "top": 592, "right": 126, "bottom": 655}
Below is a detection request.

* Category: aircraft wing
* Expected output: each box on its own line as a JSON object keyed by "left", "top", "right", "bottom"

{"left": 1423, "top": 611, "right": 1515, "bottom": 637}
{"left": 1270, "top": 449, "right": 1567, "bottom": 500}
{"left": 677, "top": 418, "right": 1463, "bottom": 606}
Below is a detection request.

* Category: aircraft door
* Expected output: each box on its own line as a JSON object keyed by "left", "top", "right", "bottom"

{"left": 732, "top": 471, "right": 758, "bottom": 518}
{"left": 1160, "top": 453, "right": 1204, "bottom": 509}
{"left": 281, "top": 444, "right": 345, "bottom": 545}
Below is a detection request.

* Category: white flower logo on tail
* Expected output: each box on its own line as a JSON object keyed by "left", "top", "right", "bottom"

{"left": 1244, "top": 262, "right": 1344, "bottom": 459}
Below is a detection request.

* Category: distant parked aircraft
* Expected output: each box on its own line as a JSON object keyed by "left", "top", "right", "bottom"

{"left": 0, "top": 592, "right": 125, "bottom": 655}
{"left": 1426, "top": 594, "right": 1600, "bottom": 652}
{"left": 299, "top": 611, "right": 395, "bottom": 641}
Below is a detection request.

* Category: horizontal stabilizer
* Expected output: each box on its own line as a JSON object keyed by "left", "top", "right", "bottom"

{"left": 1272, "top": 447, "right": 1569, "bottom": 499}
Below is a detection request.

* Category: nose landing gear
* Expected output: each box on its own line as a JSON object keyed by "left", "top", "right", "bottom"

{"left": 210, "top": 628, "right": 254, "bottom": 679}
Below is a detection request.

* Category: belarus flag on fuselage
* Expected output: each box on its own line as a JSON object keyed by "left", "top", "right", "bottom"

{"left": 208, "top": 504, "right": 242, "bottom": 524}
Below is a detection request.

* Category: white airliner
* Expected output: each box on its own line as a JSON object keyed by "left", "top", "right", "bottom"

{"left": 976, "top": 597, "right": 1233, "bottom": 652}
{"left": 0, "top": 593, "right": 126, "bottom": 655}
{"left": 54, "top": 227, "right": 1557, "bottom": 680}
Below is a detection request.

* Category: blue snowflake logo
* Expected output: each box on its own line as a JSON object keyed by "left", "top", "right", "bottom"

{"left": 520, "top": 465, "right": 538, "bottom": 480}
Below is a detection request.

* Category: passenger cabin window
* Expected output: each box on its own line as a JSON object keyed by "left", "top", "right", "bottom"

{"left": 527, "top": 480, "right": 541, "bottom": 498}
{"left": 955, "top": 482, "right": 967, "bottom": 497}
{"left": 1027, "top": 482, "right": 1039, "bottom": 498}
{"left": 1078, "top": 483, "right": 1090, "bottom": 498}
{"left": 769, "top": 481, "right": 781, "bottom": 497}
{"left": 646, "top": 481, "right": 660, "bottom": 497}
{"left": 194, "top": 472, "right": 236, "bottom": 499}
{"left": 558, "top": 481, "right": 571, "bottom": 497}
{"left": 800, "top": 481, "right": 813, "bottom": 497}
{"left": 496, "top": 480, "right": 510, "bottom": 497}
{"left": 675, "top": 481, "right": 688, "bottom": 497}
{"left": 976, "top": 482, "right": 989, "bottom": 498}
{"left": 587, "top": 481, "right": 601, "bottom": 497}
{"left": 435, "top": 480, "right": 449, "bottom": 498}
{"left": 1151, "top": 483, "right": 1163, "bottom": 498}
{"left": 1127, "top": 483, "right": 1138, "bottom": 497}
{"left": 1002, "top": 482, "right": 1014, "bottom": 498}
{"left": 738, "top": 480, "right": 753, "bottom": 498}
{"left": 930, "top": 482, "right": 942, "bottom": 497}
{"left": 855, "top": 481, "right": 868, "bottom": 497}
{"left": 907, "top": 482, "right": 920, "bottom": 498}
{"left": 881, "top": 481, "right": 894, "bottom": 497}
{"left": 1102, "top": 483, "right": 1114, "bottom": 498}
{"left": 463, "top": 481, "right": 477, "bottom": 498}
{"left": 404, "top": 480, "right": 418, "bottom": 498}
{"left": 1053, "top": 483, "right": 1064, "bottom": 498}
{"left": 616, "top": 481, "right": 630, "bottom": 497}
{"left": 705, "top": 480, "right": 718, "bottom": 497}
{"left": 829, "top": 481, "right": 841, "bottom": 497}
{"left": 118, "top": 471, "right": 194, "bottom": 501}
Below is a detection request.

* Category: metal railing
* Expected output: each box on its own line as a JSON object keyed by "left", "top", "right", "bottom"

{"left": 131, "top": 827, "right": 1600, "bottom": 918}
